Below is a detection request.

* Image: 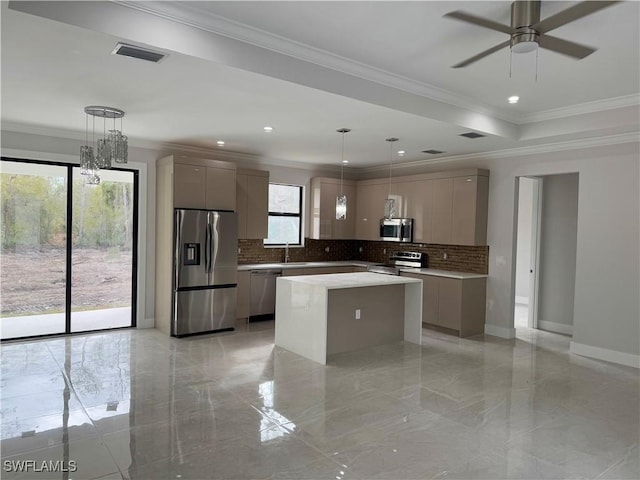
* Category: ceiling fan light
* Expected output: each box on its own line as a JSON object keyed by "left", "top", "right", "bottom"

{"left": 512, "top": 40, "right": 538, "bottom": 54}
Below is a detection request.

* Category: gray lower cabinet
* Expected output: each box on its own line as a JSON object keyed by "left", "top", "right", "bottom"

{"left": 237, "top": 270, "right": 250, "bottom": 319}
{"left": 401, "top": 272, "right": 486, "bottom": 337}
{"left": 237, "top": 265, "right": 358, "bottom": 317}
{"left": 282, "top": 266, "right": 354, "bottom": 276}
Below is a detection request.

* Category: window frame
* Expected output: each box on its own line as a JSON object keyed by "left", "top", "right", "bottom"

{"left": 264, "top": 183, "right": 303, "bottom": 247}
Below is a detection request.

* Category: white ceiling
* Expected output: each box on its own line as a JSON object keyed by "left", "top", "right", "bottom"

{"left": 1, "top": 1, "right": 638, "bottom": 169}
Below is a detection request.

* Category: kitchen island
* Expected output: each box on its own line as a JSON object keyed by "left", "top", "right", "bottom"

{"left": 275, "top": 272, "right": 423, "bottom": 365}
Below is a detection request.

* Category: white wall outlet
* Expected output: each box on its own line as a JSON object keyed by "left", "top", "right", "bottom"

{"left": 359, "top": 246, "right": 363, "bottom": 253}
{"left": 325, "top": 246, "right": 330, "bottom": 253}
{"left": 355, "top": 309, "right": 361, "bottom": 320}
{"left": 238, "top": 247, "right": 241, "bottom": 254}
{"left": 443, "top": 252, "right": 448, "bottom": 260}
{"left": 383, "top": 248, "right": 387, "bottom": 254}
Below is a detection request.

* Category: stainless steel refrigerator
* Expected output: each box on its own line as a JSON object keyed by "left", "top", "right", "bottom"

{"left": 173, "top": 209, "right": 238, "bottom": 337}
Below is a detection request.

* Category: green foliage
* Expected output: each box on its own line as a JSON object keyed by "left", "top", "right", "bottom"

{"left": 1, "top": 170, "right": 133, "bottom": 251}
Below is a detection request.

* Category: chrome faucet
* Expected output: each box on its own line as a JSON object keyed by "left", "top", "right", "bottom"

{"left": 284, "top": 242, "right": 290, "bottom": 263}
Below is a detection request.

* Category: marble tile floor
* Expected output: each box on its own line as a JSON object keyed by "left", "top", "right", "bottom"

{"left": 1, "top": 320, "right": 638, "bottom": 480}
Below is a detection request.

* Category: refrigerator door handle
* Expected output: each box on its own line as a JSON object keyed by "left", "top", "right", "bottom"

{"left": 205, "top": 216, "right": 211, "bottom": 274}
{"left": 174, "top": 209, "right": 183, "bottom": 288}
{"left": 211, "top": 213, "right": 219, "bottom": 274}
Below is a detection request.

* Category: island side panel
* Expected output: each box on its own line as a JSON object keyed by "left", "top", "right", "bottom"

{"left": 404, "top": 281, "right": 423, "bottom": 344}
{"left": 275, "top": 278, "right": 328, "bottom": 365}
{"left": 326, "top": 284, "right": 405, "bottom": 356}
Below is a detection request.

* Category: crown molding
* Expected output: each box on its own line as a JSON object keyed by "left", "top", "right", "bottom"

{"left": 116, "top": 1, "right": 517, "bottom": 124}
{"left": 520, "top": 94, "right": 640, "bottom": 124}
{"left": 360, "top": 131, "right": 640, "bottom": 175}
{"left": 4, "top": 123, "right": 637, "bottom": 177}
{"left": 0, "top": 122, "right": 348, "bottom": 175}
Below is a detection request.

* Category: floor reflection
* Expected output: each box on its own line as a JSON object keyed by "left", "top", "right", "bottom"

{"left": 0, "top": 322, "right": 638, "bottom": 480}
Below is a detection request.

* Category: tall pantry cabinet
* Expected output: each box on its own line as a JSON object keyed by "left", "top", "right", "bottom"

{"left": 155, "top": 155, "right": 237, "bottom": 335}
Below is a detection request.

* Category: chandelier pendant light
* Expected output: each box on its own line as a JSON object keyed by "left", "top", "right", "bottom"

{"left": 384, "top": 137, "right": 398, "bottom": 219}
{"left": 336, "top": 128, "right": 351, "bottom": 221}
{"left": 80, "top": 106, "right": 128, "bottom": 184}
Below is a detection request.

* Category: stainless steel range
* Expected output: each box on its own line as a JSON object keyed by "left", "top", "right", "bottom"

{"left": 367, "top": 251, "right": 427, "bottom": 275}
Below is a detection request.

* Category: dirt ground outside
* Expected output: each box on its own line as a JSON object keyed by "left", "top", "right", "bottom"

{"left": 1, "top": 247, "right": 132, "bottom": 316}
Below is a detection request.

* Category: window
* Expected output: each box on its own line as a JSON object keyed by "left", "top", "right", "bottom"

{"left": 264, "top": 183, "right": 303, "bottom": 246}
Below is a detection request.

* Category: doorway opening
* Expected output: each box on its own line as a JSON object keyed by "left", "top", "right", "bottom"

{"left": 1, "top": 158, "right": 138, "bottom": 340}
{"left": 514, "top": 173, "right": 579, "bottom": 336}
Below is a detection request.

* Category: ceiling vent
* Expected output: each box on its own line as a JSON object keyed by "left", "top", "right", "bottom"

{"left": 422, "top": 149, "right": 445, "bottom": 155}
{"left": 459, "top": 132, "right": 485, "bottom": 139}
{"left": 112, "top": 43, "right": 166, "bottom": 63}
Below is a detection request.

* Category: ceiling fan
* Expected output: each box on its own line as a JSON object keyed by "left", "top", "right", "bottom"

{"left": 444, "top": 0, "right": 619, "bottom": 68}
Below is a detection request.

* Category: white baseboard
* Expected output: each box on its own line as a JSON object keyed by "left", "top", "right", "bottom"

{"left": 484, "top": 323, "right": 516, "bottom": 339}
{"left": 537, "top": 320, "right": 573, "bottom": 336}
{"left": 570, "top": 341, "right": 640, "bottom": 368}
{"left": 515, "top": 296, "right": 529, "bottom": 306}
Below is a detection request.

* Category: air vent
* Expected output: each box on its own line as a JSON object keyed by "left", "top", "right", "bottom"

{"left": 112, "top": 43, "right": 166, "bottom": 63}
{"left": 459, "top": 132, "right": 485, "bottom": 139}
{"left": 422, "top": 149, "right": 445, "bottom": 155}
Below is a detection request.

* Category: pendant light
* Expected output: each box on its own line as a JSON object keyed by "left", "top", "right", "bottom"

{"left": 80, "top": 106, "right": 128, "bottom": 185}
{"left": 384, "top": 137, "right": 398, "bottom": 219}
{"left": 336, "top": 128, "right": 351, "bottom": 220}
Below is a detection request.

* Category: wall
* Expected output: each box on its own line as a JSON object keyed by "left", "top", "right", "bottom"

{"left": 537, "top": 173, "right": 578, "bottom": 334}
{"left": 515, "top": 177, "right": 534, "bottom": 302}
{"left": 468, "top": 142, "right": 639, "bottom": 366}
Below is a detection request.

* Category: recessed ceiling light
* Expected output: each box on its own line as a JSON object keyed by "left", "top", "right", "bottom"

{"left": 217, "top": 140, "right": 225, "bottom": 146}
{"left": 508, "top": 95, "right": 520, "bottom": 104}
{"left": 342, "top": 159, "right": 349, "bottom": 164}
{"left": 263, "top": 126, "right": 274, "bottom": 132}
{"left": 397, "top": 150, "right": 405, "bottom": 156}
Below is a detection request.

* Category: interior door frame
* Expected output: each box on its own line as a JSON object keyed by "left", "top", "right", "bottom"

{"left": 0, "top": 156, "right": 139, "bottom": 340}
{"left": 528, "top": 176, "right": 543, "bottom": 329}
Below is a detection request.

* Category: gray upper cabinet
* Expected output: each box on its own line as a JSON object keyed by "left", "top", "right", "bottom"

{"left": 355, "top": 182, "right": 387, "bottom": 241}
{"left": 173, "top": 163, "right": 207, "bottom": 209}
{"left": 452, "top": 175, "right": 489, "bottom": 246}
{"left": 355, "top": 168, "right": 489, "bottom": 246}
{"left": 431, "top": 177, "right": 454, "bottom": 244}
{"left": 311, "top": 177, "right": 356, "bottom": 240}
{"left": 401, "top": 180, "right": 433, "bottom": 244}
{"left": 237, "top": 169, "right": 269, "bottom": 239}
{"left": 171, "top": 156, "right": 237, "bottom": 211}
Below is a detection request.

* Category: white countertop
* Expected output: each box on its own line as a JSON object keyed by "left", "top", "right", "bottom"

{"left": 239, "top": 260, "right": 486, "bottom": 279}
{"left": 238, "top": 261, "right": 380, "bottom": 271}
{"left": 399, "top": 267, "right": 487, "bottom": 280}
{"left": 277, "top": 272, "right": 422, "bottom": 289}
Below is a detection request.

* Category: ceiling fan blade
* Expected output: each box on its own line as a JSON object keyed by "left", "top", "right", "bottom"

{"left": 534, "top": 1, "right": 619, "bottom": 34}
{"left": 538, "top": 34, "right": 596, "bottom": 59}
{"left": 444, "top": 11, "right": 513, "bottom": 35}
{"left": 452, "top": 40, "right": 511, "bottom": 68}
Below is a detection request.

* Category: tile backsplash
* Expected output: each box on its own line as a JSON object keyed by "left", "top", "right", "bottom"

{"left": 238, "top": 238, "right": 488, "bottom": 274}
{"left": 359, "top": 241, "right": 488, "bottom": 274}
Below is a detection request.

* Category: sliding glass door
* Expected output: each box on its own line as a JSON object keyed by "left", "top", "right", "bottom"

{"left": 71, "top": 167, "right": 136, "bottom": 332}
{"left": 0, "top": 158, "right": 137, "bottom": 340}
{"left": 0, "top": 162, "right": 68, "bottom": 338}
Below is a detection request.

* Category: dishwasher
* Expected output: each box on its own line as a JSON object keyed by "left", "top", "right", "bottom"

{"left": 249, "top": 269, "right": 282, "bottom": 321}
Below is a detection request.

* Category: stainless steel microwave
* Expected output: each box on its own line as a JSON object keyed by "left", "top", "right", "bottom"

{"left": 380, "top": 218, "right": 413, "bottom": 242}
